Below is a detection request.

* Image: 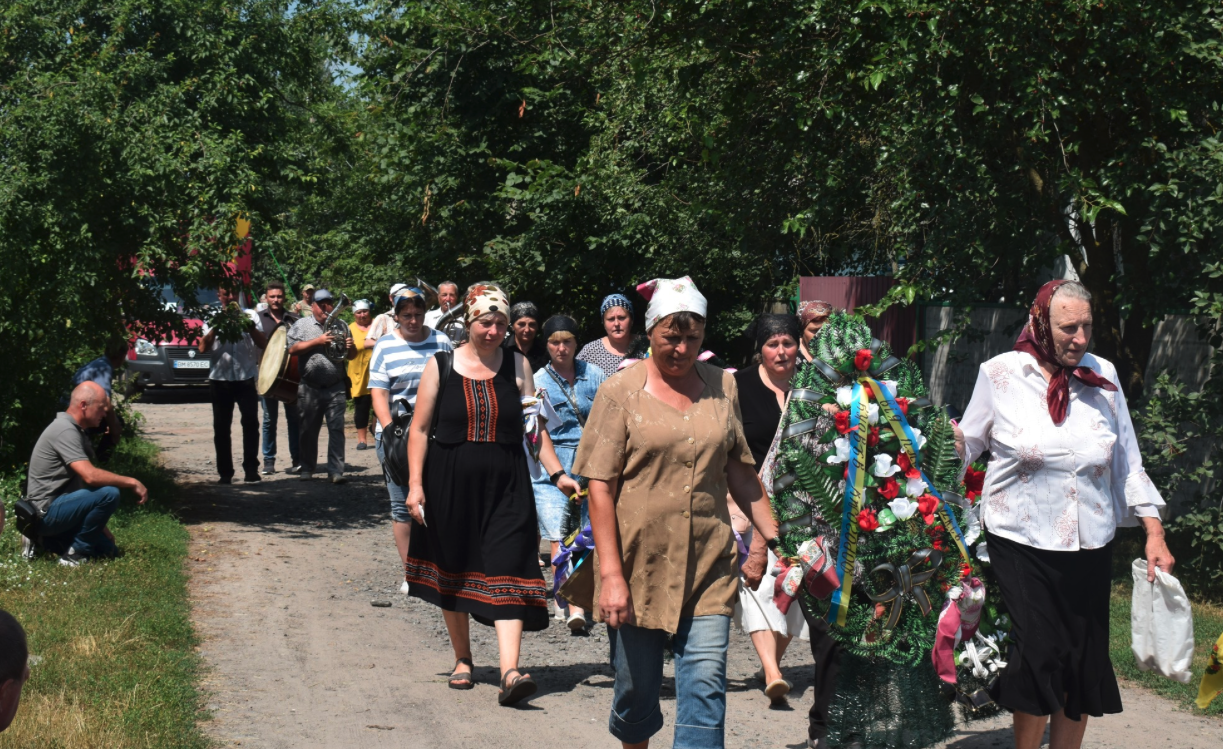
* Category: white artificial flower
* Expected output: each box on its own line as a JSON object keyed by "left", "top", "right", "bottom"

{"left": 974, "top": 540, "right": 990, "bottom": 563}
{"left": 828, "top": 437, "right": 851, "bottom": 464}
{"left": 962, "top": 504, "right": 983, "bottom": 546}
{"left": 836, "top": 386, "right": 854, "bottom": 409}
{"left": 905, "top": 475, "right": 928, "bottom": 498}
{"left": 882, "top": 380, "right": 898, "bottom": 398}
{"left": 910, "top": 427, "right": 927, "bottom": 450}
{"left": 872, "top": 453, "right": 901, "bottom": 477}
{"left": 888, "top": 497, "right": 918, "bottom": 521}
{"left": 867, "top": 403, "right": 880, "bottom": 425}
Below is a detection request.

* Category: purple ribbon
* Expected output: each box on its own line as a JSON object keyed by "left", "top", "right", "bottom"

{"left": 733, "top": 529, "right": 750, "bottom": 569}
{"left": 551, "top": 524, "right": 595, "bottom": 606}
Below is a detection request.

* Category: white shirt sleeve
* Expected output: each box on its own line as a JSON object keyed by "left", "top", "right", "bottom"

{"left": 1108, "top": 371, "right": 1166, "bottom": 525}
{"left": 957, "top": 364, "right": 995, "bottom": 470}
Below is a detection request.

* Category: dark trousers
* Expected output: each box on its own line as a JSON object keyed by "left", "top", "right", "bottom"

{"left": 352, "top": 393, "right": 373, "bottom": 432}
{"left": 210, "top": 378, "right": 260, "bottom": 480}
{"left": 799, "top": 597, "right": 843, "bottom": 742}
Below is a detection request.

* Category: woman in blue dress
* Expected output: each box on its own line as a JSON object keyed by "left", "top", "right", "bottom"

{"left": 532, "top": 315, "right": 607, "bottom": 630}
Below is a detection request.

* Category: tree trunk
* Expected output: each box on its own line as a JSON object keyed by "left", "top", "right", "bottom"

{"left": 1076, "top": 212, "right": 1153, "bottom": 399}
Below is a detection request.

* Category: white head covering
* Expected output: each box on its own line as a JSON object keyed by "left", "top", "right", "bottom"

{"left": 389, "top": 282, "right": 409, "bottom": 298}
{"left": 638, "top": 276, "right": 708, "bottom": 332}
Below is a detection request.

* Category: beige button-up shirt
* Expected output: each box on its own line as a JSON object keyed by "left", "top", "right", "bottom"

{"left": 573, "top": 361, "right": 755, "bottom": 633}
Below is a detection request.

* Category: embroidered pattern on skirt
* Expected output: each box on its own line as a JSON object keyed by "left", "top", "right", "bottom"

{"left": 405, "top": 557, "right": 548, "bottom": 608}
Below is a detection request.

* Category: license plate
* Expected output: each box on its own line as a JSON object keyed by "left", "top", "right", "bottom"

{"left": 173, "top": 360, "right": 210, "bottom": 369}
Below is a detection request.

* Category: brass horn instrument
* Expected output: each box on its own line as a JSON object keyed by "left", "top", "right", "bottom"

{"left": 415, "top": 278, "right": 440, "bottom": 310}
{"left": 322, "top": 292, "right": 350, "bottom": 361}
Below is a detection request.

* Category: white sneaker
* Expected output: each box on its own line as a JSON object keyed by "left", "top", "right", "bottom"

{"left": 400, "top": 581, "right": 410, "bottom": 595}
{"left": 566, "top": 611, "right": 587, "bottom": 631}
{"left": 21, "top": 536, "right": 37, "bottom": 561}
{"left": 329, "top": 474, "right": 347, "bottom": 484}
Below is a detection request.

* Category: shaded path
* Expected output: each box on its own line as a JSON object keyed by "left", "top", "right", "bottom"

{"left": 134, "top": 396, "right": 1222, "bottom": 748}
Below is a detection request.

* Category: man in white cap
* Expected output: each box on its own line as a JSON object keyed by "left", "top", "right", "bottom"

{"left": 364, "top": 282, "right": 408, "bottom": 348}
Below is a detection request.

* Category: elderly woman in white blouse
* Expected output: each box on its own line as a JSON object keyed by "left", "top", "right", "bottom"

{"left": 953, "top": 279, "right": 1174, "bottom": 749}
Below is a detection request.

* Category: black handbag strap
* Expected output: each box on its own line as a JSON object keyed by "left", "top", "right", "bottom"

{"left": 429, "top": 350, "right": 454, "bottom": 440}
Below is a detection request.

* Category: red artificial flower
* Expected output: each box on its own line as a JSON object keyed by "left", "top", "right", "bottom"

{"left": 867, "top": 426, "right": 881, "bottom": 447}
{"left": 877, "top": 476, "right": 900, "bottom": 500}
{"left": 858, "top": 507, "right": 880, "bottom": 532}
{"left": 960, "top": 563, "right": 973, "bottom": 579}
{"left": 933, "top": 539, "right": 947, "bottom": 551}
{"left": 963, "top": 466, "right": 986, "bottom": 503}
{"left": 834, "top": 410, "right": 853, "bottom": 435}
{"left": 843, "top": 464, "right": 850, "bottom": 480}
{"left": 917, "top": 494, "right": 940, "bottom": 524}
{"left": 897, "top": 452, "right": 920, "bottom": 480}
{"left": 854, "top": 348, "right": 874, "bottom": 371}
{"left": 895, "top": 397, "right": 910, "bottom": 416}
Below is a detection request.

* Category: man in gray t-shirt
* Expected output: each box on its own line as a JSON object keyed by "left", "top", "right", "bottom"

{"left": 287, "top": 289, "right": 356, "bottom": 481}
{"left": 25, "top": 382, "right": 149, "bottom": 564}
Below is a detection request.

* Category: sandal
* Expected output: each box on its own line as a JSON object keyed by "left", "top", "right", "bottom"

{"left": 448, "top": 658, "right": 474, "bottom": 690}
{"left": 497, "top": 668, "right": 537, "bottom": 706}
{"left": 764, "top": 678, "right": 792, "bottom": 704}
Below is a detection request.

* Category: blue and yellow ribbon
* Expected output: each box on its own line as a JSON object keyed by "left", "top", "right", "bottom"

{"left": 827, "top": 375, "right": 971, "bottom": 627}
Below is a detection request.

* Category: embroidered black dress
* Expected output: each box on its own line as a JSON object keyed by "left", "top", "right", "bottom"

{"left": 405, "top": 351, "right": 549, "bottom": 630}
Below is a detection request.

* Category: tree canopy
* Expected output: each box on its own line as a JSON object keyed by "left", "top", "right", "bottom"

{"left": 6, "top": 0, "right": 1223, "bottom": 468}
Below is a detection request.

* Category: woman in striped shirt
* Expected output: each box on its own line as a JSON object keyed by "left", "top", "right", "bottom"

{"left": 370, "top": 290, "right": 453, "bottom": 591}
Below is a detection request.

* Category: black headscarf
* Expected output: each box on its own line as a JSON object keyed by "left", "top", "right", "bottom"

{"left": 541, "top": 314, "right": 580, "bottom": 342}
{"left": 751, "top": 314, "right": 802, "bottom": 355}
{"left": 510, "top": 301, "right": 540, "bottom": 324}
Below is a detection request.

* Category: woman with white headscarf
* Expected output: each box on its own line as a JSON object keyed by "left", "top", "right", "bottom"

{"left": 573, "top": 275, "right": 780, "bottom": 749}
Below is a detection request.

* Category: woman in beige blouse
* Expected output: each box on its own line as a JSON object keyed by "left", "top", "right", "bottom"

{"left": 573, "top": 276, "right": 779, "bottom": 749}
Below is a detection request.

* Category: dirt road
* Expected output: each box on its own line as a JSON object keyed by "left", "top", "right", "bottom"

{"left": 136, "top": 394, "right": 1222, "bottom": 748}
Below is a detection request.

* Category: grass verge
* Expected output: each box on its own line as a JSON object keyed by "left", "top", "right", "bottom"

{"left": 0, "top": 434, "right": 210, "bottom": 749}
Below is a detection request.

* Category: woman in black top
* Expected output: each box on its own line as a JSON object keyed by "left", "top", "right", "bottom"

{"left": 730, "top": 314, "right": 804, "bottom": 705}
{"left": 501, "top": 301, "right": 549, "bottom": 371}
{"left": 406, "top": 284, "right": 580, "bottom": 707}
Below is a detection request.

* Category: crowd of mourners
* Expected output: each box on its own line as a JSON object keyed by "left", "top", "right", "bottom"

{"left": 3, "top": 272, "right": 1186, "bottom": 749}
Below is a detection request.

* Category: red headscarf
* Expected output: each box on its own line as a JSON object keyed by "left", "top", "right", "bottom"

{"left": 1013, "top": 279, "right": 1116, "bottom": 424}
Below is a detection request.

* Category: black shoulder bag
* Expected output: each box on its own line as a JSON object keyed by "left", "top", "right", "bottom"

{"left": 379, "top": 351, "right": 454, "bottom": 487}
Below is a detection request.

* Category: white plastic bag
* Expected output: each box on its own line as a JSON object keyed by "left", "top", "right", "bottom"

{"left": 1131, "top": 559, "right": 1194, "bottom": 684}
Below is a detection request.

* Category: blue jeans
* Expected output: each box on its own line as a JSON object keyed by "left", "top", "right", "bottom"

{"left": 374, "top": 432, "right": 411, "bottom": 523}
{"left": 40, "top": 487, "right": 120, "bottom": 558}
{"left": 610, "top": 615, "right": 730, "bottom": 748}
{"left": 261, "top": 396, "right": 300, "bottom": 464}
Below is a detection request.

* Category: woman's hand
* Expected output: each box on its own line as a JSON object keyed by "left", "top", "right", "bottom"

{"left": 1141, "top": 518, "right": 1175, "bottom": 582}
{"left": 741, "top": 544, "right": 767, "bottom": 591}
{"left": 599, "top": 574, "right": 635, "bottom": 629}
{"left": 952, "top": 421, "right": 965, "bottom": 458}
{"left": 556, "top": 474, "right": 582, "bottom": 499}
{"left": 406, "top": 485, "right": 427, "bottom": 526}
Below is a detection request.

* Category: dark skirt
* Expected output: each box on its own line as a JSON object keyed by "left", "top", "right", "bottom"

{"left": 405, "top": 440, "right": 549, "bottom": 631}
{"left": 986, "top": 532, "right": 1122, "bottom": 720}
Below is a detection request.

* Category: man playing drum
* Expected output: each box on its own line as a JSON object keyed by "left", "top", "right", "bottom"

{"left": 255, "top": 281, "right": 301, "bottom": 475}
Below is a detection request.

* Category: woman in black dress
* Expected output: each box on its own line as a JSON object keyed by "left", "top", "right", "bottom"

{"left": 730, "top": 314, "right": 805, "bottom": 704}
{"left": 405, "top": 283, "right": 581, "bottom": 707}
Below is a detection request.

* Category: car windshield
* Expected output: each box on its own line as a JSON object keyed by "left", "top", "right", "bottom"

{"left": 160, "top": 285, "right": 220, "bottom": 313}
